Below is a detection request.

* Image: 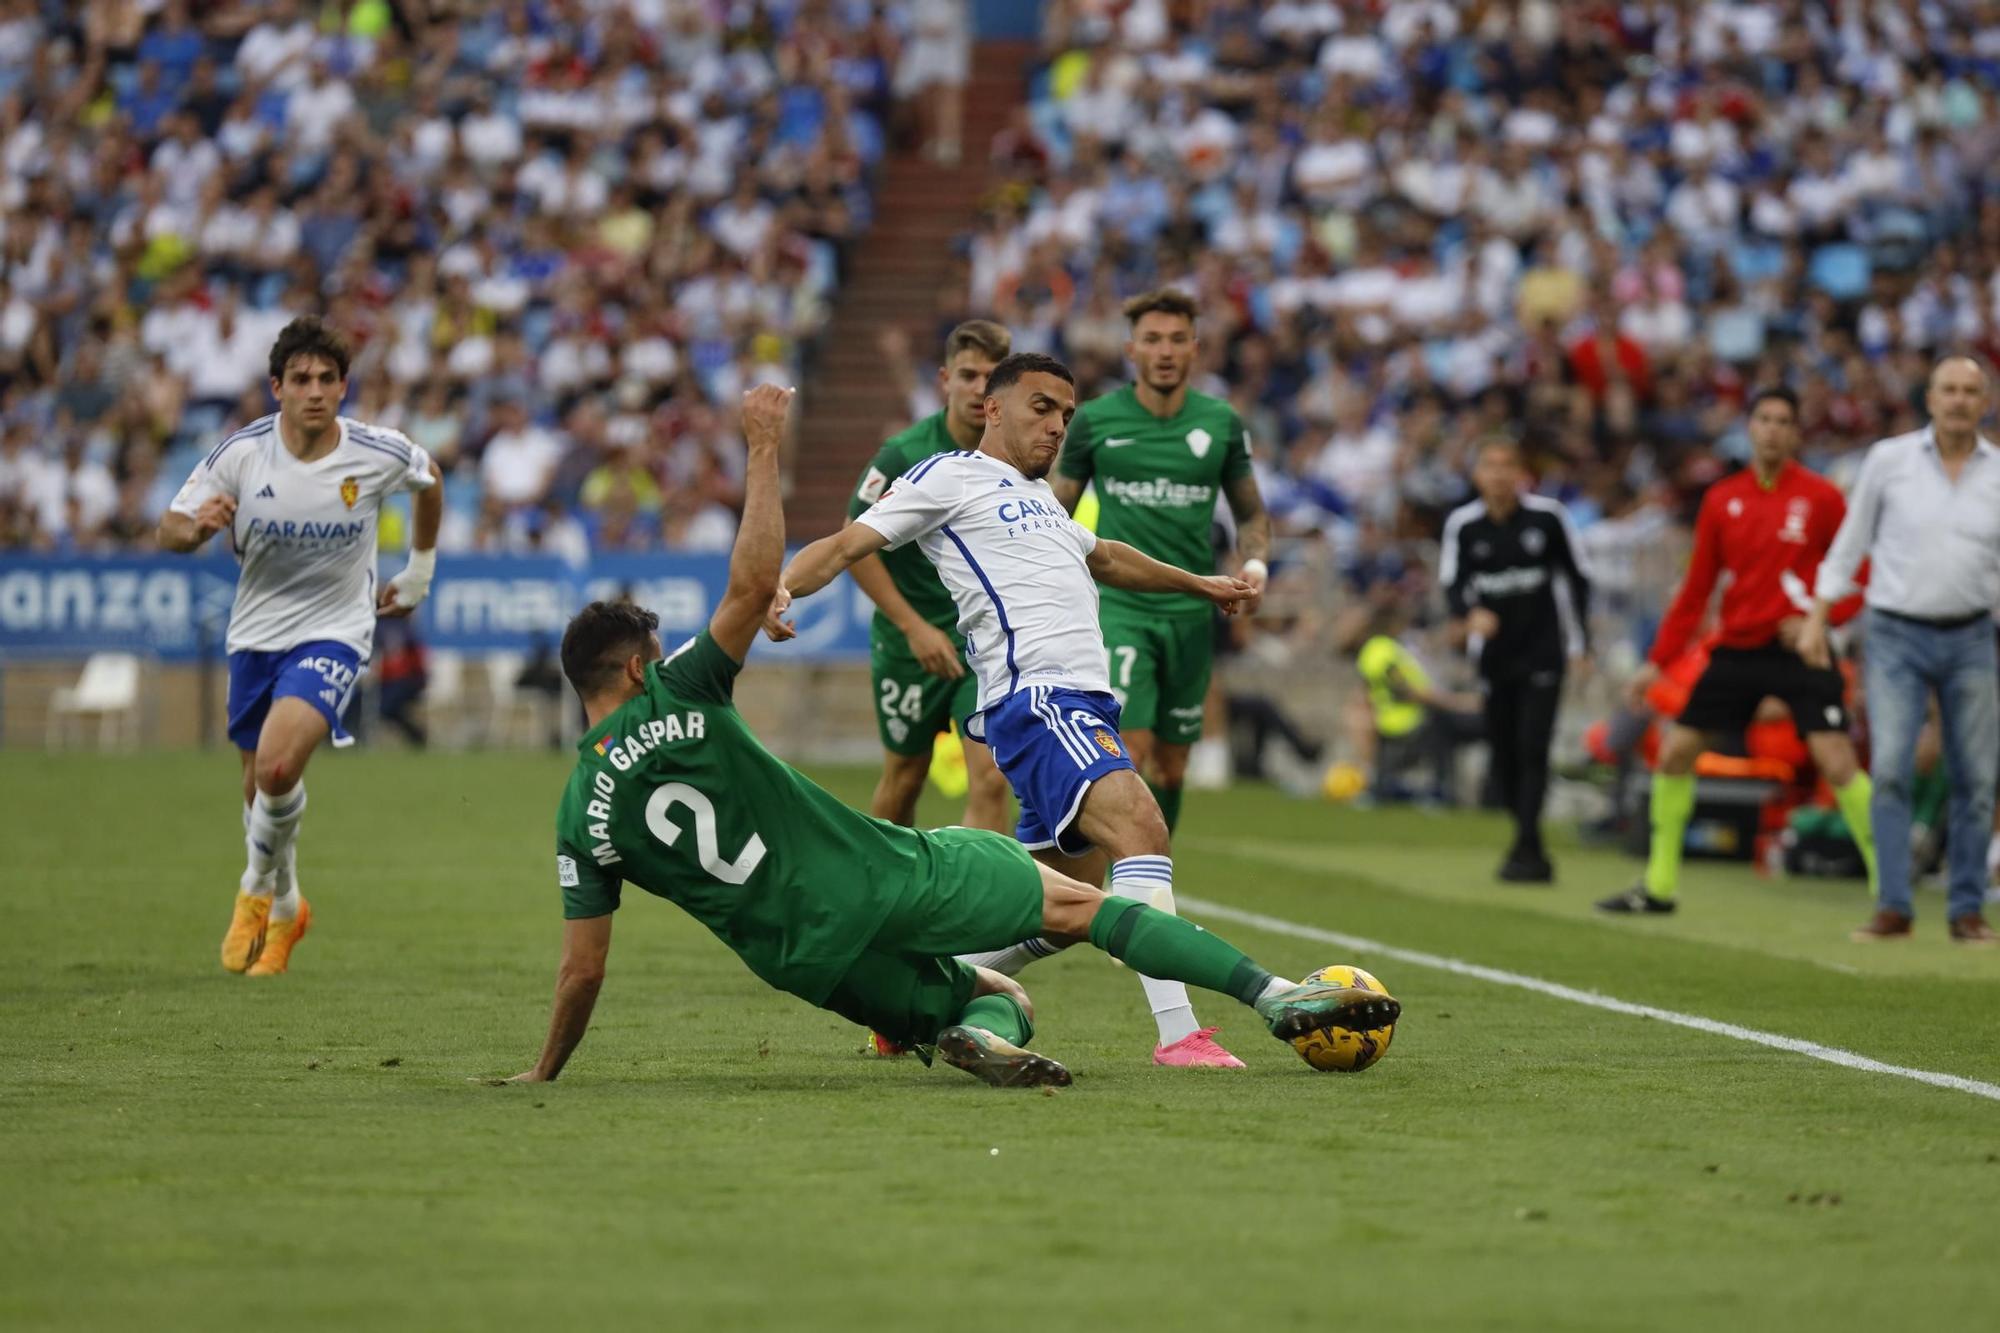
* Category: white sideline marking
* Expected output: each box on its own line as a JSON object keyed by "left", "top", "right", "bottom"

{"left": 1182, "top": 897, "right": 2000, "bottom": 1104}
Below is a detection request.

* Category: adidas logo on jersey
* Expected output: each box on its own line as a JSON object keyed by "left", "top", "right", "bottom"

{"left": 997, "top": 478, "right": 1014, "bottom": 488}
{"left": 256, "top": 485, "right": 276, "bottom": 498}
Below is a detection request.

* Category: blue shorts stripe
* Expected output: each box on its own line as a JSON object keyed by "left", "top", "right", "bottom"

{"left": 983, "top": 686, "right": 1131, "bottom": 858}
{"left": 1033, "top": 687, "right": 1094, "bottom": 769}
{"left": 1060, "top": 701, "right": 1105, "bottom": 764}
{"left": 941, "top": 524, "right": 1017, "bottom": 695}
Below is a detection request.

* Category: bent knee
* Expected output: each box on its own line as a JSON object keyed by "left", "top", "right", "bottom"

{"left": 1040, "top": 876, "right": 1107, "bottom": 944}
{"left": 254, "top": 755, "right": 299, "bottom": 794}
{"left": 973, "top": 967, "right": 1033, "bottom": 1023}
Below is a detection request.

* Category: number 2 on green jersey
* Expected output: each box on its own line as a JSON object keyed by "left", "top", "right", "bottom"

{"left": 643, "top": 782, "right": 766, "bottom": 884}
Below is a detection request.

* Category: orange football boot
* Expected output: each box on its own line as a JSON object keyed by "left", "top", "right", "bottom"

{"left": 246, "top": 898, "right": 311, "bottom": 976}
{"left": 221, "top": 892, "right": 271, "bottom": 973}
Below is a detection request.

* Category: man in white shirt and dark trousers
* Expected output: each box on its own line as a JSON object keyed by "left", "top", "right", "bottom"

{"left": 1440, "top": 439, "right": 1593, "bottom": 884}
{"left": 1800, "top": 357, "right": 2000, "bottom": 945}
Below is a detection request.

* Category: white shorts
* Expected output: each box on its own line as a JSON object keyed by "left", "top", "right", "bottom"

{"left": 895, "top": 38, "right": 969, "bottom": 95}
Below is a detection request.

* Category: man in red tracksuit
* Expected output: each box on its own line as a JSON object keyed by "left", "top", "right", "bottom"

{"left": 1598, "top": 387, "right": 1877, "bottom": 914}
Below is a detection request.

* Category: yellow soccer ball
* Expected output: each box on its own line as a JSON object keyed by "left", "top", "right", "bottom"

{"left": 1289, "top": 964, "right": 1396, "bottom": 1072}
{"left": 1321, "top": 762, "right": 1366, "bottom": 803}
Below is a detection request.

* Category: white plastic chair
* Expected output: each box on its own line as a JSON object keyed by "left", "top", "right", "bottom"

{"left": 425, "top": 649, "right": 466, "bottom": 749}
{"left": 483, "top": 650, "right": 546, "bottom": 746}
{"left": 46, "top": 653, "right": 142, "bottom": 750}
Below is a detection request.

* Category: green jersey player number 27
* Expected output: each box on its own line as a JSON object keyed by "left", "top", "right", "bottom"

{"left": 488, "top": 384, "right": 1398, "bottom": 1089}
{"left": 1052, "top": 290, "right": 1270, "bottom": 834}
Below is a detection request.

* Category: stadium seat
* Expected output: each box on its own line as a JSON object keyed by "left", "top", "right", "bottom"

{"left": 424, "top": 650, "right": 467, "bottom": 749}
{"left": 45, "top": 653, "right": 143, "bottom": 752}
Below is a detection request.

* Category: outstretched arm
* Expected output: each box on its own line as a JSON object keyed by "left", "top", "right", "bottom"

{"left": 847, "top": 540, "right": 963, "bottom": 679}
{"left": 708, "top": 385, "right": 794, "bottom": 663}
{"left": 507, "top": 914, "right": 613, "bottom": 1083}
{"left": 765, "top": 522, "right": 891, "bottom": 641}
{"left": 1086, "top": 538, "right": 1255, "bottom": 613}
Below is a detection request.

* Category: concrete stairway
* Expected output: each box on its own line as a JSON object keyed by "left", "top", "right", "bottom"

{"left": 789, "top": 40, "right": 1034, "bottom": 538}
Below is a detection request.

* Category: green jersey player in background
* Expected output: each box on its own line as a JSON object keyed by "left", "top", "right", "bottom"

{"left": 845, "top": 320, "right": 1013, "bottom": 832}
{"left": 494, "top": 384, "right": 1398, "bottom": 1089}
{"left": 1051, "top": 291, "right": 1270, "bottom": 835}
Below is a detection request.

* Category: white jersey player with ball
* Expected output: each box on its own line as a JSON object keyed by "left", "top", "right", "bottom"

{"left": 160, "top": 316, "right": 444, "bottom": 977}
{"left": 774, "top": 353, "right": 1260, "bottom": 1068}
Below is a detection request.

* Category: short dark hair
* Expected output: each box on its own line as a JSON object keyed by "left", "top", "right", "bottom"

{"left": 1473, "top": 433, "right": 1521, "bottom": 464}
{"left": 943, "top": 319, "right": 1011, "bottom": 365}
{"left": 1747, "top": 385, "right": 1800, "bottom": 418}
{"left": 561, "top": 600, "right": 660, "bottom": 700}
{"left": 267, "top": 316, "right": 351, "bottom": 383}
{"left": 984, "top": 352, "right": 1074, "bottom": 399}
{"left": 1122, "top": 288, "right": 1200, "bottom": 328}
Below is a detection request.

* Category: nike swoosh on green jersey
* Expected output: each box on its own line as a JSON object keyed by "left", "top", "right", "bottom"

{"left": 1104, "top": 437, "right": 1137, "bottom": 447}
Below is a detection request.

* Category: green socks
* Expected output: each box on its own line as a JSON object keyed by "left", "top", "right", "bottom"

{"left": 955, "top": 992, "right": 1032, "bottom": 1046}
{"left": 1088, "top": 895, "right": 1273, "bottom": 1005}
{"left": 1149, "top": 782, "right": 1183, "bottom": 835}
{"left": 1833, "top": 773, "right": 1878, "bottom": 893}
{"left": 1644, "top": 772, "right": 1697, "bottom": 900}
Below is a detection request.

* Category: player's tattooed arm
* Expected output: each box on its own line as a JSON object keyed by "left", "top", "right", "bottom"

{"left": 506, "top": 914, "right": 613, "bottom": 1084}
{"left": 157, "top": 495, "right": 236, "bottom": 552}
{"left": 1223, "top": 472, "right": 1270, "bottom": 612}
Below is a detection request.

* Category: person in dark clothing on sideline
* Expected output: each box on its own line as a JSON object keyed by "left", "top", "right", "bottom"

{"left": 1440, "top": 438, "right": 1593, "bottom": 883}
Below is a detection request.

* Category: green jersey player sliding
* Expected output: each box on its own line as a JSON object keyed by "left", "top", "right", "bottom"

{"left": 493, "top": 384, "right": 1398, "bottom": 1088}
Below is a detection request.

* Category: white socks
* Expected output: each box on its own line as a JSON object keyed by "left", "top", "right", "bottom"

{"left": 958, "top": 936, "right": 1066, "bottom": 975}
{"left": 243, "top": 784, "right": 307, "bottom": 903}
{"left": 271, "top": 842, "right": 303, "bottom": 922}
{"left": 1110, "top": 855, "right": 1202, "bottom": 1046}
{"left": 959, "top": 853, "right": 1205, "bottom": 1048}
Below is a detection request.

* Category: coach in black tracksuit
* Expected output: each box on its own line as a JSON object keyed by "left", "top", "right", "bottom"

{"left": 1440, "top": 439, "right": 1593, "bottom": 883}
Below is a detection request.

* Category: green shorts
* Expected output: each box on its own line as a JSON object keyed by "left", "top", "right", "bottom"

{"left": 1102, "top": 611, "right": 1212, "bottom": 745}
{"left": 820, "top": 828, "right": 1045, "bottom": 1046}
{"left": 871, "top": 630, "right": 981, "bottom": 757}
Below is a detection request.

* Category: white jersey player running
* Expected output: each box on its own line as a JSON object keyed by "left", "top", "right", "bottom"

{"left": 774, "top": 353, "right": 1259, "bottom": 1067}
{"left": 159, "top": 316, "right": 444, "bottom": 976}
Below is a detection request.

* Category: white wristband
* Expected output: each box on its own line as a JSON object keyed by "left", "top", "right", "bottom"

{"left": 1242, "top": 558, "right": 1268, "bottom": 580}
{"left": 390, "top": 547, "right": 436, "bottom": 607}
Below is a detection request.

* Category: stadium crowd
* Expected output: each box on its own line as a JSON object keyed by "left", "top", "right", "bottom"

{"left": 0, "top": 0, "right": 950, "bottom": 558}
{"left": 3, "top": 0, "right": 1998, "bottom": 627}
{"left": 956, "top": 0, "right": 2000, "bottom": 643}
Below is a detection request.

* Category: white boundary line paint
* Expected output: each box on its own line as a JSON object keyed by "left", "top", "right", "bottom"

{"left": 1182, "top": 897, "right": 2000, "bottom": 1104}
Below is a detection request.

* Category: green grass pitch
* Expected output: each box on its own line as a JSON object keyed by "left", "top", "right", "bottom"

{"left": 5, "top": 749, "right": 2000, "bottom": 1331}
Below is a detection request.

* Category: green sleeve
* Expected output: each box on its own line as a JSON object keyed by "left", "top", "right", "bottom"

{"left": 1057, "top": 407, "right": 1096, "bottom": 482}
{"left": 557, "top": 841, "right": 622, "bottom": 919}
{"left": 1221, "top": 409, "right": 1253, "bottom": 485}
{"left": 660, "top": 630, "right": 742, "bottom": 705}
{"left": 847, "top": 442, "right": 904, "bottom": 521}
